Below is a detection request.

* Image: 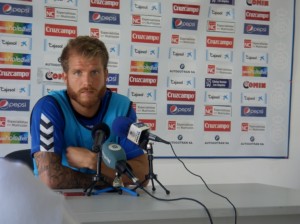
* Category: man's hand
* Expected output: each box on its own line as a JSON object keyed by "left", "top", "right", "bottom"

{"left": 66, "top": 146, "right": 97, "bottom": 170}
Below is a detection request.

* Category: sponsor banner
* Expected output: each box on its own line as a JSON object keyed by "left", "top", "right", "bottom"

{"left": 138, "top": 119, "right": 156, "bottom": 131}
{"left": 90, "top": 28, "right": 120, "bottom": 41}
{"left": 208, "top": 6, "right": 235, "bottom": 20}
{"left": 0, "top": 21, "right": 32, "bottom": 35}
{"left": 171, "top": 34, "right": 196, "bottom": 45}
{"left": 167, "top": 104, "right": 195, "bottom": 115}
{"left": 244, "top": 38, "right": 269, "bottom": 49}
{"left": 167, "top": 90, "right": 196, "bottom": 102}
{"left": 106, "top": 43, "right": 120, "bottom": 57}
{"left": 0, "top": 116, "right": 29, "bottom": 129}
{"left": 131, "top": 14, "right": 162, "bottom": 27}
{"left": 128, "top": 74, "right": 158, "bottom": 86}
{"left": 90, "top": 0, "right": 120, "bottom": 9}
{"left": 172, "top": 18, "right": 198, "bottom": 31}
{"left": 0, "top": 132, "right": 28, "bottom": 144}
{"left": 128, "top": 88, "right": 156, "bottom": 102}
{"left": 204, "top": 133, "right": 230, "bottom": 145}
{"left": 0, "top": 35, "right": 32, "bottom": 51}
{"left": 205, "top": 78, "right": 232, "bottom": 89}
{"left": 205, "top": 91, "right": 232, "bottom": 104}
{"left": 45, "top": 24, "right": 77, "bottom": 38}
{"left": 241, "top": 122, "right": 266, "bottom": 132}
{"left": 37, "top": 67, "right": 64, "bottom": 84}
{"left": 106, "top": 73, "right": 119, "bottom": 85}
{"left": 168, "top": 61, "right": 196, "bottom": 74}
{"left": 132, "top": 102, "right": 157, "bottom": 114}
{"left": 207, "top": 20, "right": 235, "bottom": 33}
{"left": 245, "top": 10, "right": 270, "bottom": 21}
{"left": 172, "top": 3, "right": 200, "bottom": 15}
{"left": 240, "top": 134, "right": 265, "bottom": 147}
{"left": 0, "top": 68, "right": 30, "bottom": 80}
{"left": 204, "top": 120, "right": 231, "bottom": 132}
{"left": 210, "top": 0, "right": 235, "bottom": 5}
{"left": 169, "top": 134, "right": 194, "bottom": 146}
{"left": 43, "top": 84, "right": 65, "bottom": 95}
{"left": 204, "top": 105, "right": 232, "bottom": 117}
{"left": 207, "top": 64, "right": 233, "bottom": 76}
{"left": 206, "top": 36, "right": 234, "bottom": 48}
{"left": 243, "top": 51, "right": 268, "bottom": 64}
{"left": 244, "top": 23, "right": 269, "bottom": 35}
{"left": 169, "top": 47, "right": 196, "bottom": 61}
{"left": 0, "top": 3, "right": 33, "bottom": 17}
{"left": 130, "top": 61, "right": 158, "bottom": 73}
{"left": 167, "top": 76, "right": 196, "bottom": 89}
{"left": 89, "top": 11, "right": 120, "bottom": 25}
{"left": 131, "top": 0, "right": 161, "bottom": 14}
{"left": 43, "top": 53, "right": 61, "bottom": 67}
{"left": 206, "top": 49, "right": 233, "bottom": 62}
{"left": 45, "top": 0, "right": 78, "bottom": 7}
{"left": 246, "top": 0, "right": 269, "bottom": 7}
{"left": 241, "top": 106, "right": 267, "bottom": 117}
{"left": 131, "top": 31, "right": 161, "bottom": 44}
{"left": 242, "top": 66, "right": 268, "bottom": 77}
{"left": 131, "top": 45, "right": 159, "bottom": 59}
{"left": 44, "top": 38, "right": 67, "bottom": 52}
{"left": 241, "top": 92, "right": 267, "bottom": 105}
{"left": 0, "top": 52, "right": 31, "bottom": 66}
{"left": 45, "top": 6, "right": 78, "bottom": 21}
{"left": 243, "top": 81, "right": 267, "bottom": 89}
{"left": 0, "top": 98, "right": 30, "bottom": 111}
{"left": 108, "top": 58, "right": 119, "bottom": 70}
{"left": 0, "top": 83, "right": 30, "bottom": 97}
{"left": 167, "top": 120, "right": 195, "bottom": 131}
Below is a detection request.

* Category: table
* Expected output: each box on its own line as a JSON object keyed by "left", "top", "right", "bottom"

{"left": 65, "top": 183, "right": 300, "bottom": 224}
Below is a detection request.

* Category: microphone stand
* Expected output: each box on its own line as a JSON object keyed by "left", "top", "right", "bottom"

{"left": 135, "top": 142, "right": 170, "bottom": 195}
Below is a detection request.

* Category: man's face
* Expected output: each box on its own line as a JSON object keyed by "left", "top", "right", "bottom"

{"left": 63, "top": 53, "right": 108, "bottom": 113}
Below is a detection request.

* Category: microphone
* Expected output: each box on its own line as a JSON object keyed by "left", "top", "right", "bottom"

{"left": 91, "top": 123, "right": 110, "bottom": 153}
{"left": 102, "top": 142, "right": 139, "bottom": 184}
{"left": 112, "top": 116, "right": 170, "bottom": 147}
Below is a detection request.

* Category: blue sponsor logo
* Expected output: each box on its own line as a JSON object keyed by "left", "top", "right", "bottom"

{"left": 167, "top": 104, "right": 194, "bottom": 115}
{"left": 0, "top": 99, "right": 30, "bottom": 111}
{"left": 106, "top": 73, "right": 119, "bottom": 85}
{"left": 172, "top": 18, "right": 198, "bottom": 31}
{"left": 241, "top": 106, "right": 267, "bottom": 117}
{"left": 89, "top": 11, "right": 120, "bottom": 25}
{"left": 210, "top": 0, "right": 235, "bottom": 5}
{"left": 0, "top": 3, "right": 33, "bottom": 17}
{"left": 244, "top": 23, "right": 269, "bottom": 35}
{"left": 205, "top": 78, "right": 232, "bottom": 89}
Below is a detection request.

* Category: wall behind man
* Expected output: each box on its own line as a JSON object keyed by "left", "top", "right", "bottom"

{"left": 153, "top": 2, "right": 300, "bottom": 190}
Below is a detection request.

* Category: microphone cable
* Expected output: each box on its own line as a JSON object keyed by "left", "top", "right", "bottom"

{"left": 139, "top": 186, "right": 214, "bottom": 224}
{"left": 169, "top": 143, "right": 237, "bottom": 224}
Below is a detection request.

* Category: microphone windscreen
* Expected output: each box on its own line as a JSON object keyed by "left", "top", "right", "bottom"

{"left": 112, "top": 116, "right": 134, "bottom": 138}
{"left": 92, "top": 122, "right": 110, "bottom": 139}
{"left": 102, "top": 142, "right": 127, "bottom": 169}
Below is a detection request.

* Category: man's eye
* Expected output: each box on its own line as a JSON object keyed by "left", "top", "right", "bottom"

{"left": 74, "top": 71, "right": 81, "bottom": 76}
{"left": 91, "top": 71, "right": 100, "bottom": 76}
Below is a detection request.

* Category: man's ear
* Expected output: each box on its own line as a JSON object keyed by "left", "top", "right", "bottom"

{"left": 63, "top": 72, "right": 67, "bottom": 84}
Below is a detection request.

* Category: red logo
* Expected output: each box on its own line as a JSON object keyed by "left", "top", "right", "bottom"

{"left": 90, "top": 28, "right": 99, "bottom": 38}
{"left": 131, "top": 31, "right": 161, "bottom": 44}
{"left": 205, "top": 106, "right": 213, "bottom": 115}
{"left": 241, "top": 123, "right": 249, "bottom": 131}
{"left": 204, "top": 120, "right": 231, "bottom": 132}
{"left": 0, "top": 68, "right": 31, "bottom": 80}
{"left": 244, "top": 39, "right": 252, "bottom": 48}
{"left": 172, "top": 3, "right": 200, "bottom": 15}
{"left": 168, "top": 121, "right": 176, "bottom": 130}
{"left": 206, "top": 36, "right": 234, "bottom": 48}
{"left": 90, "top": 0, "right": 120, "bottom": 9}
{"left": 132, "top": 15, "right": 141, "bottom": 25}
{"left": 45, "top": 24, "right": 77, "bottom": 38}
{"left": 138, "top": 119, "right": 156, "bottom": 131}
{"left": 167, "top": 90, "right": 196, "bottom": 102}
{"left": 245, "top": 10, "right": 270, "bottom": 21}
{"left": 128, "top": 74, "right": 158, "bottom": 86}
{"left": 0, "top": 117, "right": 6, "bottom": 127}
{"left": 207, "top": 21, "right": 216, "bottom": 31}
{"left": 171, "top": 34, "right": 179, "bottom": 44}
{"left": 207, "top": 64, "right": 215, "bottom": 74}
{"left": 45, "top": 7, "right": 55, "bottom": 18}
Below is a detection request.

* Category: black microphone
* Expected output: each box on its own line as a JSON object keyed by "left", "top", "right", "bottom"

{"left": 112, "top": 116, "right": 170, "bottom": 147}
{"left": 102, "top": 142, "right": 139, "bottom": 184}
{"left": 91, "top": 123, "right": 110, "bottom": 153}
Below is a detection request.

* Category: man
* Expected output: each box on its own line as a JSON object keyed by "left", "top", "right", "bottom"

{"left": 30, "top": 36, "right": 149, "bottom": 189}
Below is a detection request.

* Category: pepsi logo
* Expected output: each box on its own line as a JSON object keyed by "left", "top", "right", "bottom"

{"left": 2, "top": 4, "right": 12, "bottom": 14}
{"left": 169, "top": 105, "right": 178, "bottom": 114}
{"left": 243, "top": 107, "right": 250, "bottom": 114}
{"left": 246, "top": 25, "right": 254, "bottom": 32}
{"left": 0, "top": 100, "right": 9, "bottom": 109}
{"left": 92, "top": 13, "right": 101, "bottom": 21}
{"left": 174, "top": 19, "right": 183, "bottom": 27}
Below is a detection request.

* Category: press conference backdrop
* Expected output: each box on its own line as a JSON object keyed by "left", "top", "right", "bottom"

{"left": 0, "top": 0, "right": 295, "bottom": 158}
